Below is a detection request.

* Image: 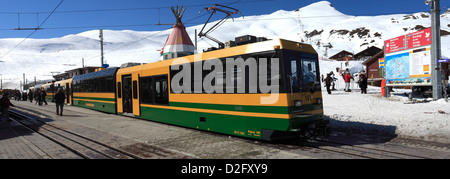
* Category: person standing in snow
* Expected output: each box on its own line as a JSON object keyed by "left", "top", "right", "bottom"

{"left": 330, "top": 71, "right": 336, "bottom": 91}
{"left": 343, "top": 69, "right": 354, "bottom": 92}
{"left": 324, "top": 73, "right": 333, "bottom": 94}
{"left": 359, "top": 70, "right": 368, "bottom": 94}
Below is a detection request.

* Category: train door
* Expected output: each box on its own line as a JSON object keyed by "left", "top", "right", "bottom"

{"left": 131, "top": 74, "right": 140, "bottom": 116}
{"left": 122, "top": 75, "right": 133, "bottom": 114}
{"left": 65, "top": 83, "right": 71, "bottom": 104}
{"left": 119, "top": 74, "right": 140, "bottom": 116}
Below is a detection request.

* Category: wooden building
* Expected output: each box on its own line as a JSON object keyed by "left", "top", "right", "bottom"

{"left": 354, "top": 46, "right": 382, "bottom": 61}
{"left": 329, "top": 50, "right": 353, "bottom": 61}
{"left": 362, "top": 51, "right": 384, "bottom": 86}
{"left": 53, "top": 67, "right": 100, "bottom": 81}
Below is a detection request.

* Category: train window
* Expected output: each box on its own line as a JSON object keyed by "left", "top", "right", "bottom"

{"left": 301, "top": 59, "right": 318, "bottom": 85}
{"left": 290, "top": 58, "right": 301, "bottom": 92}
{"left": 140, "top": 77, "right": 154, "bottom": 104}
{"left": 154, "top": 76, "right": 168, "bottom": 105}
{"left": 98, "top": 78, "right": 106, "bottom": 92}
{"left": 169, "top": 52, "right": 281, "bottom": 94}
{"left": 77, "top": 81, "right": 81, "bottom": 92}
{"left": 106, "top": 77, "right": 115, "bottom": 92}
{"left": 117, "top": 82, "right": 122, "bottom": 98}
{"left": 79, "top": 80, "right": 87, "bottom": 92}
{"left": 133, "top": 81, "right": 138, "bottom": 99}
{"left": 88, "top": 79, "right": 94, "bottom": 92}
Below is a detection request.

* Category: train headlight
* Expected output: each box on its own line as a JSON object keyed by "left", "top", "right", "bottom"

{"left": 294, "top": 100, "right": 303, "bottom": 107}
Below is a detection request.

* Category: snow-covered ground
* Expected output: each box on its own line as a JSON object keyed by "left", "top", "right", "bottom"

{"left": 320, "top": 60, "right": 450, "bottom": 143}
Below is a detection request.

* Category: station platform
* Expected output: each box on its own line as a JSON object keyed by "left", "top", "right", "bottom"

{"left": 1, "top": 100, "right": 304, "bottom": 159}
{"left": 0, "top": 100, "right": 195, "bottom": 159}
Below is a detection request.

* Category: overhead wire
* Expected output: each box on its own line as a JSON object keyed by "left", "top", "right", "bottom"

{"left": 64, "top": 0, "right": 251, "bottom": 67}
{"left": 38, "top": 3, "right": 433, "bottom": 73}
{"left": 0, "top": 10, "right": 434, "bottom": 32}
{"left": 0, "top": 0, "right": 64, "bottom": 60}
{"left": 0, "top": 0, "right": 274, "bottom": 15}
{"left": 19, "top": 0, "right": 272, "bottom": 74}
{"left": 2, "top": 0, "right": 437, "bottom": 82}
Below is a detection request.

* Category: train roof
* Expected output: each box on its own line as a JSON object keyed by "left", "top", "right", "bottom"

{"left": 55, "top": 78, "right": 73, "bottom": 84}
{"left": 73, "top": 67, "right": 119, "bottom": 82}
{"left": 117, "top": 38, "right": 317, "bottom": 76}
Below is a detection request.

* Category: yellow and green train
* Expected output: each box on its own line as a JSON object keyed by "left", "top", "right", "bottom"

{"left": 55, "top": 38, "right": 329, "bottom": 141}
{"left": 37, "top": 78, "right": 73, "bottom": 105}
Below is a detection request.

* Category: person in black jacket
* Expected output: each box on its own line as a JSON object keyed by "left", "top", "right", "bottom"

{"left": 0, "top": 93, "right": 15, "bottom": 122}
{"left": 42, "top": 91, "right": 48, "bottom": 105}
{"left": 54, "top": 89, "right": 66, "bottom": 116}
{"left": 359, "top": 70, "right": 368, "bottom": 94}
{"left": 324, "top": 73, "right": 333, "bottom": 95}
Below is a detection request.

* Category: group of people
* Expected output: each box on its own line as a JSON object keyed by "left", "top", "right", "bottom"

{"left": 28, "top": 89, "right": 48, "bottom": 106}
{"left": 30, "top": 88, "right": 66, "bottom": 116}
{"left": 0, "top": 88, "right": 67, "bottom": 122}
{"left": 322, "top": 68, "right": 368, "bottom": 94}
{"left": 13, "top": 91, "right": 28, "bottom": 101}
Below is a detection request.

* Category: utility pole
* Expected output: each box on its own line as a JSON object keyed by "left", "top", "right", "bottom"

{"left": 427, "top": 0, "right": 443, "bottom": 100}
{"left": 23, "top": 73, "right": 25, "bottom": 91}
{"left": 195, "top": 29, "right": 197, "bottom": 50}
{"left": 99, "top": 29, "right": 104, "bottom": 67}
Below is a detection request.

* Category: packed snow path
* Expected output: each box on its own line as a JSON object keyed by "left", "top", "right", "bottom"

{"left": 322, "top": 86, "right": 450, "bottom": 143}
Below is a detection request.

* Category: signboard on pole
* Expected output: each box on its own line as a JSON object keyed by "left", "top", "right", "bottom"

{"left": 384, "top": 28, "right": 432, "bottom": 86}
{"left": 438, "top": 59, "right": 449, "bottom": 63}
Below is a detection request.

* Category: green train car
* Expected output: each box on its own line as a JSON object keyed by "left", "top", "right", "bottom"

{"left": 72, "top": 67, "right": 118, "bottom": 114}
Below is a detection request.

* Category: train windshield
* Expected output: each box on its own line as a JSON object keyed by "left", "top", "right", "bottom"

{"left": 301, "top": 59, "right": 318, "bottom": 85}
{"left": 287, "top": 52, "right": 320, "bottom": 93}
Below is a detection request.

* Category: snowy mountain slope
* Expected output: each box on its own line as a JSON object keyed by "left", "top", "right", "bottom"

{"left": 0, "top": 0, "right": 449, "bottom": 89}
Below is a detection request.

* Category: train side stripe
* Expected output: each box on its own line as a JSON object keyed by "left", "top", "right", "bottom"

{"left": 169, "top": 93, "right": 289, "bottom": 106}
{"left": 72, "top": 96, "right": 115, "bottom": 102}
{"left": 73, "top": 93, "right": 115, "bottom": 98}
{"left": 141, "top": 104, "right": 290, "bottom": 119}
{"left": 169, "top": 101, "right": 289, "bottom": 114}
{"left": 73, "top": 98, "right": 116, "bottom": 104}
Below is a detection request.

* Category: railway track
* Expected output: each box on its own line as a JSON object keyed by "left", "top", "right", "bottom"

{"left": 236, "top": 134, "right": 433, "bottom": 159}
{"left": 9, "top": 109, "right": 145, "bottom": 159}
{"left": 300, "top": 138, "right": 432, "bottom": 159}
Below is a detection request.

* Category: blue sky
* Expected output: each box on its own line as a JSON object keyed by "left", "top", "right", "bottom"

{"left": 0, "top": 0, "right": 448, "bottom": 39}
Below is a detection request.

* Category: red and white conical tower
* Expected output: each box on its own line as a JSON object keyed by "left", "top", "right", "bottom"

{"left": 160, "top": 6, "right": 196, "bottom": 60}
